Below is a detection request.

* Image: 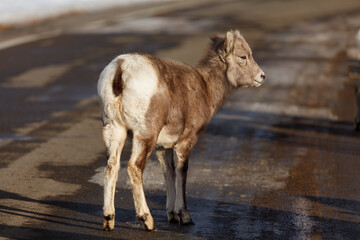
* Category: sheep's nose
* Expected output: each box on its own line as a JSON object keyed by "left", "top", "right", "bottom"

{"left": 261, "top": 74, "right": 265, "bottom": 80}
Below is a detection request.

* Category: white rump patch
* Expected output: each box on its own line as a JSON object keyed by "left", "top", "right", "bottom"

{"left": 97, "top": 54, "right": 159, "bottom": 129}
{"left": 120, "top": 54, "right": 159, "bottom": 130}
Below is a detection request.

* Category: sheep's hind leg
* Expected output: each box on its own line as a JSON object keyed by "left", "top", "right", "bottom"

{"left": 103, "top": 123, "right": 127, "bottom": 231}
{"left": 127, "top": 135, "right": 157, "bottom": 230}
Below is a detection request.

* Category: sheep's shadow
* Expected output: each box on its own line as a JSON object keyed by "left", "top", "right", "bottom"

{"left": 1, "top": 189, "right": 360, "bottom": 239}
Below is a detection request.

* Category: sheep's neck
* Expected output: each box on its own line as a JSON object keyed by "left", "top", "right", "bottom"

{"left": 196, "top": 53, "right": 234, "bottom": 116}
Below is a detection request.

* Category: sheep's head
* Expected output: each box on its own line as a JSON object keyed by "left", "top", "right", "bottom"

{"left": 216, "top": 30, "right": 265, "bottom": 88}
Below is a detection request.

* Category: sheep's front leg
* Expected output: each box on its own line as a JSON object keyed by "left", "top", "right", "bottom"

{"left": 155, "top": 148, "right": 176, "bottom": 223}
{"left": 127, "top": 135, "right": 156, "bottom": 230}
{"left": 173, "top": 136, "right": 197, "bottom": 225}
{"left": 103, "top": 123, "right": 127, "bottom": 231}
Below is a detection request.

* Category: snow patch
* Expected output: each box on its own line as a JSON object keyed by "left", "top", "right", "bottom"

{"left": 0, "top": 0, "right": 168, "bottom": 25}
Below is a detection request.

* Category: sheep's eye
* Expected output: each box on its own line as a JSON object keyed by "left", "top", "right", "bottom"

{"left": 239, "top": 56, "right": 247, "bottom": 60}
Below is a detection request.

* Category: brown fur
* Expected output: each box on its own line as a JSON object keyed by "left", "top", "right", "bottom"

{"left": 144, "top": 54, "right": 213, "bottom": 144}
{"left": 112, "top": 59, "right": 124, "bottom": 96}
{"left": 139, "top": 30, "right": 261, "bottom": 147}
{"left": 133, "top": 136, "right": 156, "bottom": 172}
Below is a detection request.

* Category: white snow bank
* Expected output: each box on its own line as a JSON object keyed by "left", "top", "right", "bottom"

{"left": 0, "top": 0, "right": 168, "bottom": 25}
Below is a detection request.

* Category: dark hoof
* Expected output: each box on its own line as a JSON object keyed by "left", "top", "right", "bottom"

{"left": 103, "top": 215, "right": 115, "bottom": 231}
{"left": 175, "top": 210, "right": 194, "bottom": 225}
{"left": 167, "top": 211, "right": 178, "bottom": 224}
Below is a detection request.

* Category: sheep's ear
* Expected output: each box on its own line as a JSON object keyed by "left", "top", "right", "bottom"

{"left": 217, "top": 31, "right": 234, "bottom": 62}
{"left": 224, "top": 31, "right": 234, "bottom": 54}
{"left": 234, "top": 29, "right": 241, "bottom": 38}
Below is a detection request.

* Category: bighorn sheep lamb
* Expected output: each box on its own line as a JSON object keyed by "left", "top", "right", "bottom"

{"left": 97, "top": 30, "right": 265, "bottom": 231}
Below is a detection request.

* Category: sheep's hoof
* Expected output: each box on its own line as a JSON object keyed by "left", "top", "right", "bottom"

{"left": 103, "top": 215, "right": 115, "bottom": 231}
{"left": 138, "top": 213, "right": 154, "bottom": 231}
{"left": 175, "top": 210, "right": 194, "bottom": 225}
{"left": 167, "top": 211, "right": 178, "bottom": 224}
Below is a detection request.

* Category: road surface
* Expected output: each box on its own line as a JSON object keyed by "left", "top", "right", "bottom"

{"left": 0, "top": 0, "right": 360, "bottom": 239}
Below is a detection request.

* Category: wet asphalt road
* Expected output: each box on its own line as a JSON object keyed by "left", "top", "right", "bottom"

{"left": 1, "top": 0, "right": 360, "bottom": 239}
